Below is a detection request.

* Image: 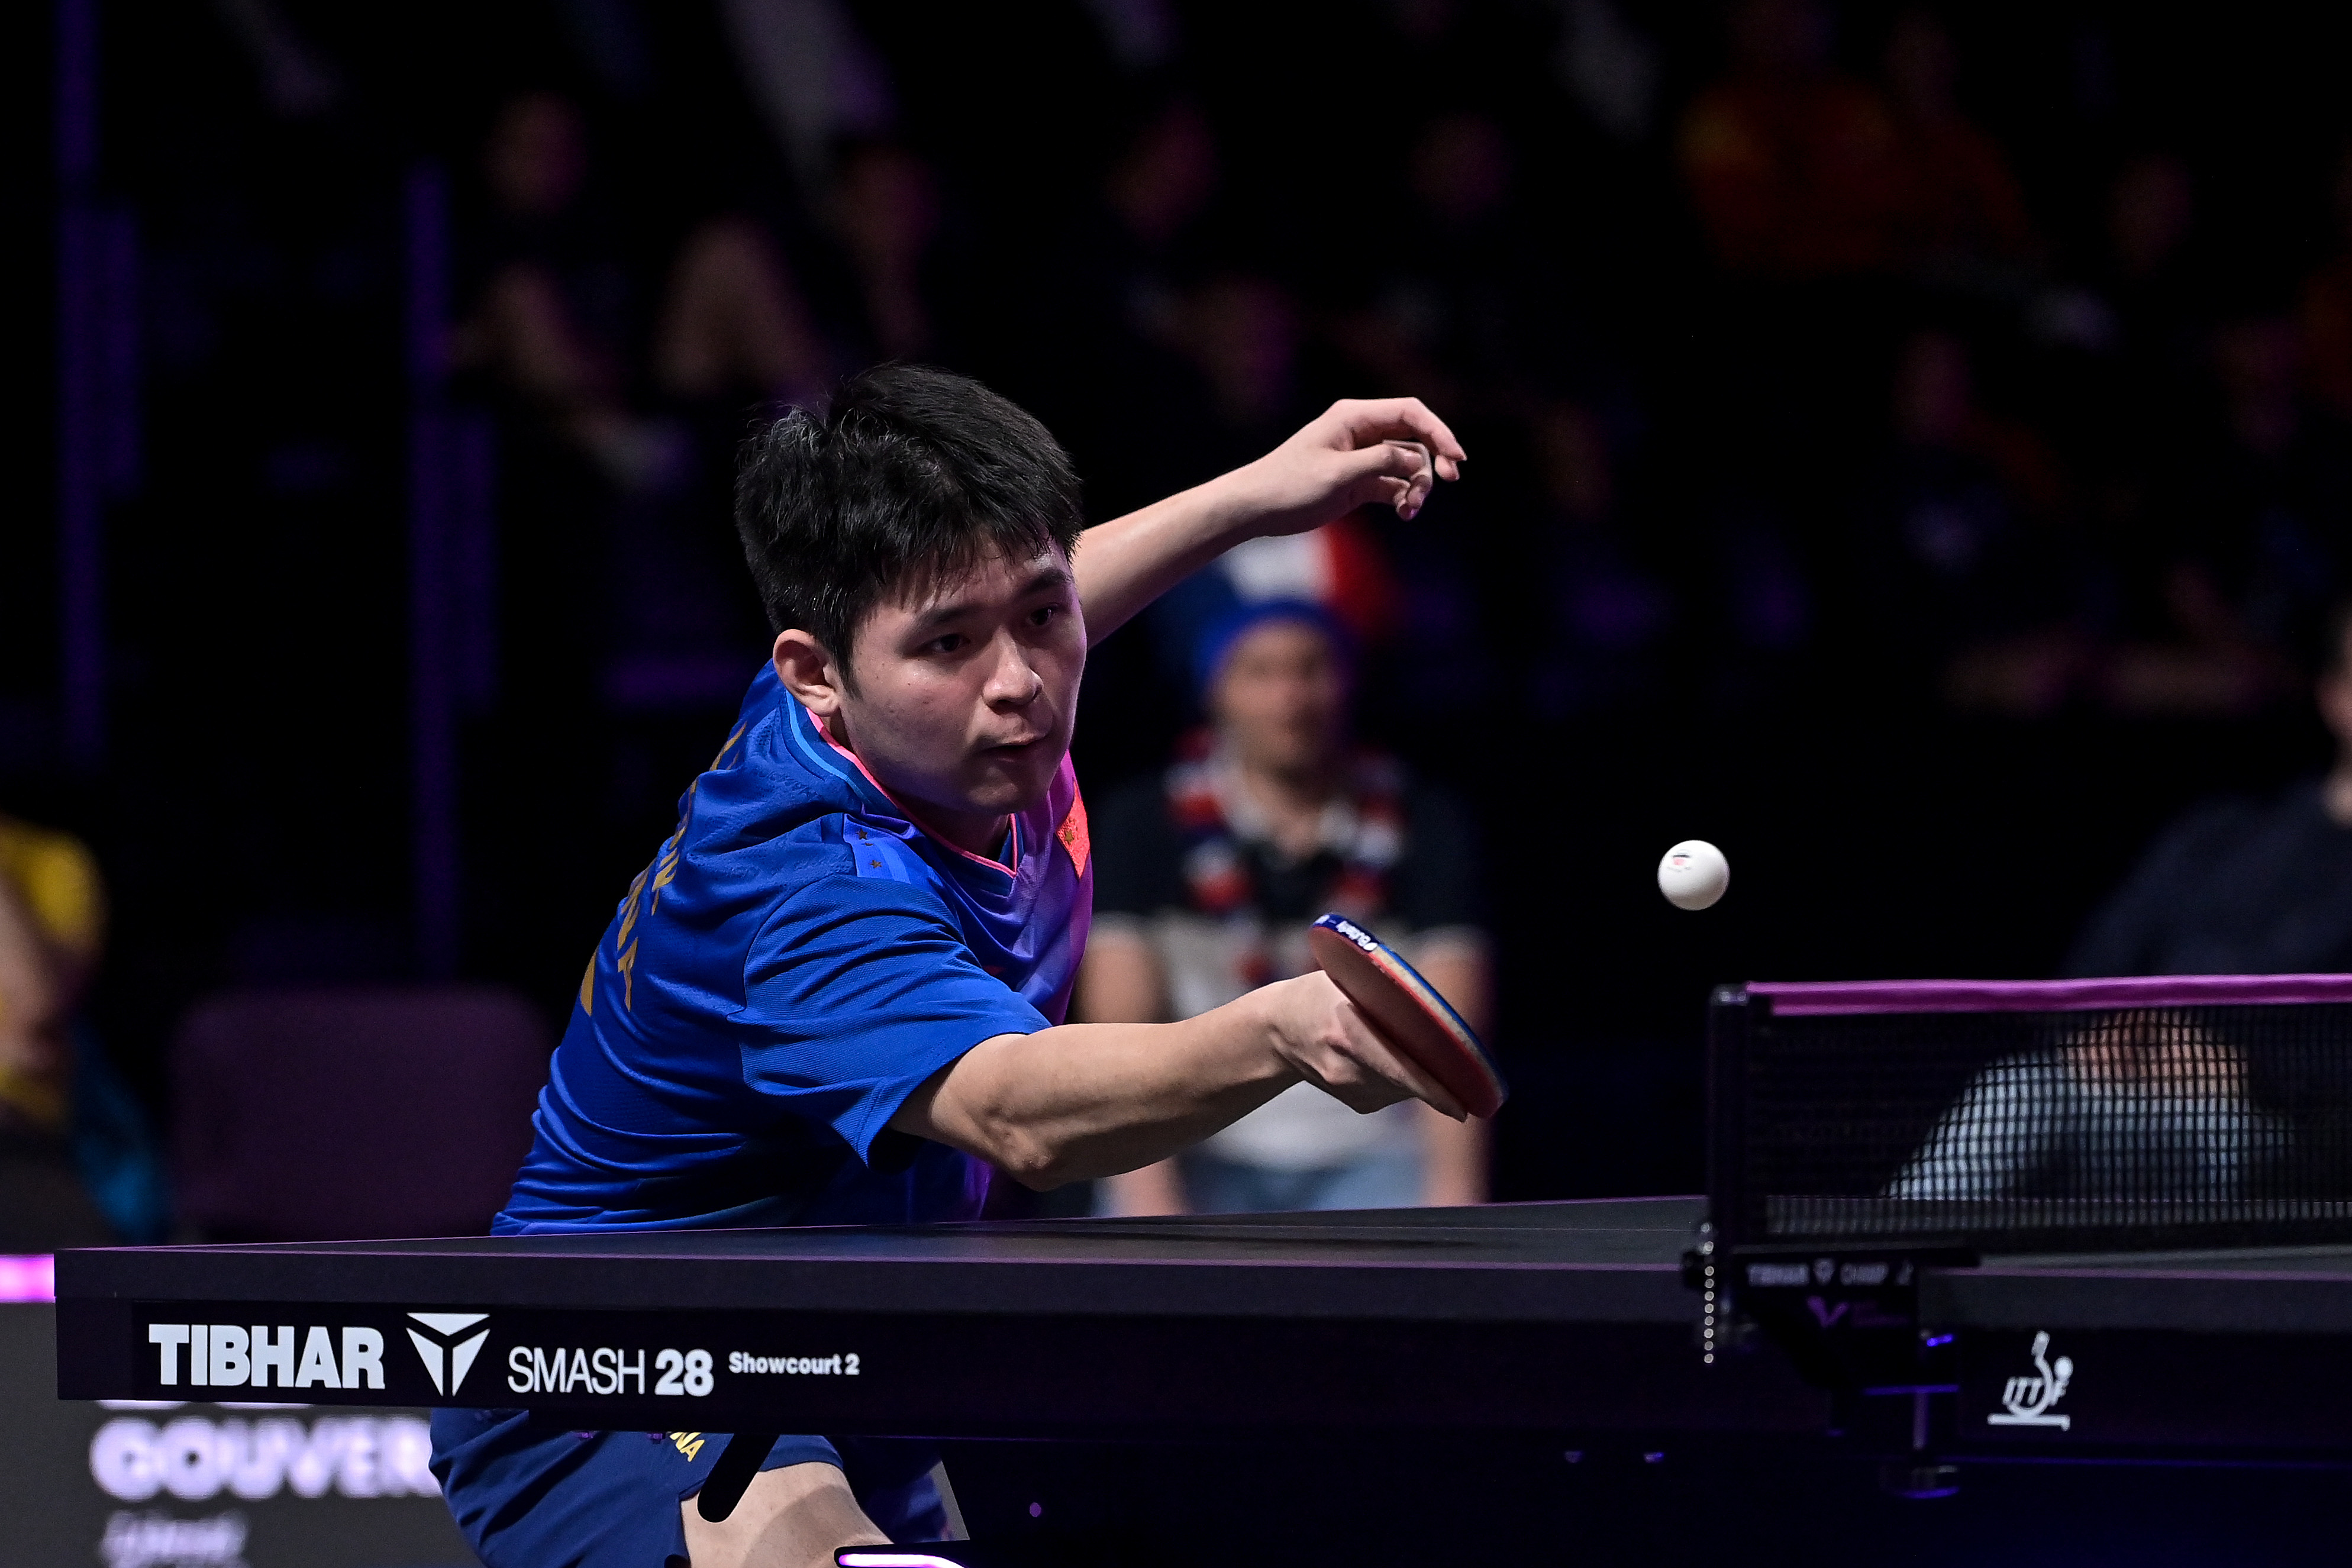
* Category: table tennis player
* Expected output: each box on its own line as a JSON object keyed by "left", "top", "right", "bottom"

{"left": 428, "top": 363, "right": 1469, "bottom": 1568}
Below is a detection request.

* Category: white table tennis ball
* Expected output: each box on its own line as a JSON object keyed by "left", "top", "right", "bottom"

{"left": 1658, "top": 840, "right": 1730, "bottom": 911}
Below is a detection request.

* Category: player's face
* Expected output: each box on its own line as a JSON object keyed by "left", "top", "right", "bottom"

{"left": 834, "top": 547, "right": 1085, "bottom": 847}
{"left": 1211, "top": 619, "right": 1347, "bottom": 778}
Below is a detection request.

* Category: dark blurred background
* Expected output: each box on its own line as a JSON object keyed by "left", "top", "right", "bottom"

{"left": 14, "top": 0, "right": 2352, "bottom": 1216}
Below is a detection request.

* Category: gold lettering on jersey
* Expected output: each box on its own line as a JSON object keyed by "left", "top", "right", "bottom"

{"left": 610, "top": 722, "right": 748, "bottom": 1013}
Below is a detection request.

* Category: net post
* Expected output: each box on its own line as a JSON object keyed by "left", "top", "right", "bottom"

{"left": 1707, "top": 985, "right": 1757, "bottom": 1253}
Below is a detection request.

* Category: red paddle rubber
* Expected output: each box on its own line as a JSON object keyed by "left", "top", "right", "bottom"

{"left": 1306, "top": 913, "right": 1506, "bottom": 1119}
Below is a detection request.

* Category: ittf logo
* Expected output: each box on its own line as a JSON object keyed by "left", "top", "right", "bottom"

{"left": 405, "top": 1312, "right": 492, "bottom": 1396}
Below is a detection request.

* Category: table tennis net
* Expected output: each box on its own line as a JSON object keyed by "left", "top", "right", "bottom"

{"left": 1713, "top": 979, "right": 2352, "bottom": 1250}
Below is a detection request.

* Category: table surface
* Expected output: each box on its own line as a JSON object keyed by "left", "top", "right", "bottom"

{"left": 59, "top": 1195, "right": 2352, "bottom": 1324}
{"left": 59, "top": 1196, "right": 1714, "bottom": 1319}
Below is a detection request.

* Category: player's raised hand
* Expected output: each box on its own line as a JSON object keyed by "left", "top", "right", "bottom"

{"left": 1072, "top": 395, "right": 1466, "bottom": 642}
{"left": 1256, "top": 971, "right": 1470, "bottom": 1121}
{"left": 1230, "top": 397, "right": 1467, "bottom": 535}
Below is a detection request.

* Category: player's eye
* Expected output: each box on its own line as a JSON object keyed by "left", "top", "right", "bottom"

{"left": 1027, "top": 605, "right": 1058, "bottom": 627}
{"left": 925, "top": 632, "right": 968, "bottom": 655}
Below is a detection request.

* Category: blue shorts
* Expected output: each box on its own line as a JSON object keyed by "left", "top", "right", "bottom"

{"left": 430, "top": 1409, "right": 947, "bottom": 1568}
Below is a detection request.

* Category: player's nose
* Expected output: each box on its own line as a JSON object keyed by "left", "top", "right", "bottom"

{"left": 980, "top": 634, "right": 1044, "bottom": 705}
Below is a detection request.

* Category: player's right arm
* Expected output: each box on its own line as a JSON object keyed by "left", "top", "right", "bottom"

{"left": 891, "top": 971, "right": 1467, "bottom": 1190}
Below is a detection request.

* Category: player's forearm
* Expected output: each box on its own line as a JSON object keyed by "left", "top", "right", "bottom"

{"left": 1072, "top": 468, "right": 1261, "bottom": 643}
{"left": 1073, "top": 398, "right": 1461, "bottom": 641}
{"left": 893, "top": 990, "right": 1301, "bottom": 1189}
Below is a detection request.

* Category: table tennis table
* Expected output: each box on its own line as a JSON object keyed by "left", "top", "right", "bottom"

{"left": 55, "top": 970, "right": 2352, "bottom": 1559}
{"left": 53, "top": 1195, "right": 2352, "bottom": 1484}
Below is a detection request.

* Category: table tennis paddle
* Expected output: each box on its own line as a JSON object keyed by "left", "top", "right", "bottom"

{"left": 1306, "top": 912, "right": 1507, "bottom": 1119}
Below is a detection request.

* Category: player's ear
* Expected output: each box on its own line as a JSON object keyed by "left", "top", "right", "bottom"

{"left": 772, "top": 628, "right": 847, "bottom": 715}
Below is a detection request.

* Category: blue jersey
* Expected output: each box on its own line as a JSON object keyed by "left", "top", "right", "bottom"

{"left": 497, "top": 663, "right": 1094, "bottom": 1234}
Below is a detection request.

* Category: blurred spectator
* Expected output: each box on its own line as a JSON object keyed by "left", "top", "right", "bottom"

{"left": 1556, "top": 0, "right": 1660, "bottom": 144}
{"left": 1081, "top": 603, "right": 1490, "bottom": 1214}
{"left": 2111, "top": 154, "right": 2199, "bottom": 299}
{"left": 2101, "top": 314, "right": 2340, "bottom": 717}
{"left": 1528, "top": 403, "right": 1676, "bottom": 717}
{"left": 1679, "top": 0, "right": 1907, "bottom": 279}
{"left": 1016, "top": 93, "right": 1223, "bottom": 511}
{"left": 1104, "top": 97, "right": 1219, "bottom": 276}
{"left": 1138, "top": 272, "right": 1409, "bottom": 694}
{"left": 2190, "top": 317, "right": 2352, "bottom": 652}
{"left": 1702, "top": 499, "right": 1816, "bottom": 711}
{"left": 654, "top": 216, "right": 831, "bottom": 410}
{"left": 717, "top": 0, "right": 898, "bottom": 187}
{"left": 1889, "top": 1011, "right": 2274, "bottom": 1204}
{"left": 214, "top": 0, "right": 342, "bottom": 118}
{"left": 1880, "top": 8, "right": 2037, "bottom": 282}
{"left": 0, "top": 816, "right": 166, "bottom": 1248}
{"left": 1334, "top": 112, "right": 1541, "bottom": 411}
{"left": 454, "top": 92, "right": 673, "bottom": 492}
{"left": 1079, "top": 0, "right": 1181, "bottom": 73}
{"left": 1180, "top": 273, "right": 1305, "bottom": 441}
{"left": 820, "top": 139, "right": 948, "bottom": 363}
{"left": 2096, "top": 153, "right": 2208, "bottom": 435}
{"left": 1859, "top": 328, "right": 2086, "bottom": 714}
{"left": 454, "top": 91, "right": 827, "bottom": 1005}
{"left": 2066, "top": 602, "right": 2352, "bottom": 977}
{"left": 2300, "top": 141, "right": 2352, "bottom": 427}
{"left": 1102, "top": 266, "right": 1312, "bottom": 521}
{"left": 454, "top": 91, "right": 828, "bottom": 486}
{"left": 0, "top": 822, "right": 91, "bottom": 1147}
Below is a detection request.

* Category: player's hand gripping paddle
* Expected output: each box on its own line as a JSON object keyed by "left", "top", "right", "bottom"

{"left": 1306, "top": 913, "right": 1507, "bottom": 1119}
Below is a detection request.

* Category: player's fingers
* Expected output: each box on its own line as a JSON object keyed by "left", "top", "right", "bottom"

{"left": 1331, "top": 443, "right": 1435, "bottom": 518}
{"left": 1388, "top": 439, "right": 1437, "bottom": 515}
{"left": 1319, "top": 398, "right": 1467, "bottom": 475}
{"left": 1269, "top": 972, "right": 1463, "bottom": 1117}
{"left": 1336, "top": 1001, "right": 1469, "bottom": 1120}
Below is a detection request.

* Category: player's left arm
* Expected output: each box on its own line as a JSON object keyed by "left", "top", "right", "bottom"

{"left": 1072, "top": 397, "right": 1466, "bottom": 641}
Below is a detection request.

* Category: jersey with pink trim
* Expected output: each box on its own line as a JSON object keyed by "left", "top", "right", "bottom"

{"left": 499, "top": 662, "right": 1092, "bottom": 1234}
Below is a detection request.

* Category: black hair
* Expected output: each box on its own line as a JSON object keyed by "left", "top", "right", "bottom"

{"left": 733, "top": 364, "right": 1084, "bottom": 682}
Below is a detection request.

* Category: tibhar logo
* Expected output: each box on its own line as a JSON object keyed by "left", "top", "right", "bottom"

{"left": 146, "top": 1325, "right": 381, "bottom": 1390}
{"left": 405, "top": 1312, "right": 492, "bottom": 1396}
{"left": 1986, "top": 1330, "right": 2074, "bottom": 1430}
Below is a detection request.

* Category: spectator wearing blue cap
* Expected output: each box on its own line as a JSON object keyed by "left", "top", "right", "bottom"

{"left": 1079, "top": 600, "right": 1491, "bottom": 1214}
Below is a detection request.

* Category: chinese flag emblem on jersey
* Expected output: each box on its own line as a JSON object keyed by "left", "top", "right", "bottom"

{"left": 1057, "top": 792, "right": 1091, "bottom": 877}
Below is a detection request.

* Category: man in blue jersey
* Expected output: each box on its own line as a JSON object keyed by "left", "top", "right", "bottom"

{"left": 431, "top": 364, "right": 1469, "bottom": 1568}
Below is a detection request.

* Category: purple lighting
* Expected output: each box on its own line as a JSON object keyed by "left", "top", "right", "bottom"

{"left": 837, "top": 1556, "right": 970, "bottom": 1568}
{"left": 0, "top": 1256, "right": 56, "bottom": 1304}
{"left": 1751, "top": 973, "right": 2352, "bottom": 1016}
